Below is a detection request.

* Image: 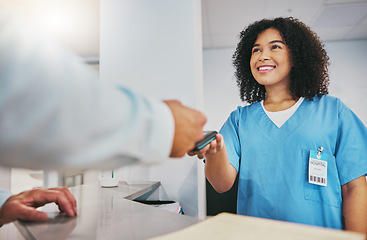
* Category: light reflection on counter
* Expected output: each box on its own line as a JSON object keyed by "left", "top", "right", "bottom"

{"left": 15, "top": 181, "right": 199, "bottom": 240}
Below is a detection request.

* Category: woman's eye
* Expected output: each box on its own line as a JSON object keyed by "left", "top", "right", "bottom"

{"left": 252, "top": 48, "right": 260, "bottom": 53}
{"left": 271, "top": 45, "right": 281, "bottom": 50}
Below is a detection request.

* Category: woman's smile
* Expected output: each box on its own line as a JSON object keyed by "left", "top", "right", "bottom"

{"left": 257, "top": 65, "right": 276, "bottom": 73}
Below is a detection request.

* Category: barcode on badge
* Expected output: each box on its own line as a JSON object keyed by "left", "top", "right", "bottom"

{"left": 309, "top": 175, "right": 327, "bottom": 186}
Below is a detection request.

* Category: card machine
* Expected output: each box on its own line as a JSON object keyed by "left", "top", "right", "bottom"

{"left": 191, "top": 131, "right": 217, "bottom": 152}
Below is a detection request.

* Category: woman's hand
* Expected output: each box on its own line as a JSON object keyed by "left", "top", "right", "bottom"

{"left": 188, "top": 133, "right": 224, "bottom": 159}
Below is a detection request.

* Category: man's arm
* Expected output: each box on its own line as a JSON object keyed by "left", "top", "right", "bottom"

{"left": 0, "top": 11, "right": 206, "bottom": 170}
{"left": 342, "top": 175, "right": 367, "bottom": 236}
{"left": 0, "top": 187, "right": 77, "bottom": 225}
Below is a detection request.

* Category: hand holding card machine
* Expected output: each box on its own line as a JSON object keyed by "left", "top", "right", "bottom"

{"left": 192, "top": 131, "right": 217, "bottom": 152}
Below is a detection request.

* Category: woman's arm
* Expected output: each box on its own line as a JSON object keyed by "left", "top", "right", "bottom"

{"left": 342, "top": 175, "right": 367, "bottom": 236}
{"left": 190, "top": 133, "right": 237, "bottom": 193}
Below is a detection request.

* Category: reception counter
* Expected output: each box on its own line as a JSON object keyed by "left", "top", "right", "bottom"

{"left": 14, "top": 181, "right": 365, "bottom": 240}
{"left": 14, "top": 181, "right": 199, "bottom": 240}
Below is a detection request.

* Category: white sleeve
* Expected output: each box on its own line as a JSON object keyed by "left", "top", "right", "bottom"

{"left": 0, "top": 11, "right": 174, "bottom": 170}
{"left": 0, "top": 189, "right": 12, "bottom": 209}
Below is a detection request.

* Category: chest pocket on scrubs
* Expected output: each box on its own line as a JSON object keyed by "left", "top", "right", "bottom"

{"left": 302, "top": 149, "right": 342, "bottom": 208}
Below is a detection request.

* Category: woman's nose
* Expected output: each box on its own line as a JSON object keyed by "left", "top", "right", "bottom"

{"left": 258, "top": 49, "right": 271, "bottom": 62}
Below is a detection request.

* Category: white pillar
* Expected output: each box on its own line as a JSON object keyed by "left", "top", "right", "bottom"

{"left": 100, "top": 0, "right": 205, "bottom": 218}
{"left": 43, "top": 170, "right": 63, "bottom": 188}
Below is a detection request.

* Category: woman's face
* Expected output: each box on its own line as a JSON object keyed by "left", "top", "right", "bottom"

{"left": 250, "top": 28, "right": 293, "bottom": 89}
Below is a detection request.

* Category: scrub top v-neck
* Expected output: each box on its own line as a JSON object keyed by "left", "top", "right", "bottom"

{"left": 219, "top": 95, "right": 367, "bottom": 229}
{"left": 260, "top": 97, "right": 304, "bottom": 128}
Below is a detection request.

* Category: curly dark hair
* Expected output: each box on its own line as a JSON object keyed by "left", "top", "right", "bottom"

{"left": 232, "top": 17, "right": 329, "bottom": 104}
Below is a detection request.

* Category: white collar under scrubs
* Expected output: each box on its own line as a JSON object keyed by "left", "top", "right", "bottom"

{"left": 260, "top": 97, "right": 304, "bottom": 128}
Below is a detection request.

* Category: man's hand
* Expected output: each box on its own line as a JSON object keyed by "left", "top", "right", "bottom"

{"left": 164, "top": 100, "right": 207, "bottom": 158}
{"left": 0, "top": 187, "right": 77, "bottom": 225}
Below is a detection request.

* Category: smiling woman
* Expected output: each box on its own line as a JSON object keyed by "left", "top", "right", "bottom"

{"left": 249, "top": 28, "right": 293, "bottom": 99}
{"left": 233, "top": 17, "right": 329, "bottom": 104}
{"left": 194, "top": 17, "right": 367, "bottom": 237}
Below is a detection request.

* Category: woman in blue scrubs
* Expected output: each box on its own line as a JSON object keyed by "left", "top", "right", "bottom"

{"left": 191, "top": 17, "right": 367, "bottom": 235}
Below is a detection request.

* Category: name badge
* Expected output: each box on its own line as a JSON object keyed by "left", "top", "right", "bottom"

{"left": 308, "top": 148, "right": 327, "bottom": 186}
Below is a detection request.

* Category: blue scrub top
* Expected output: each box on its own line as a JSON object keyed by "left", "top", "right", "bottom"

{"left": 220, "top": 95, "right": 367, "bottom": 229}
